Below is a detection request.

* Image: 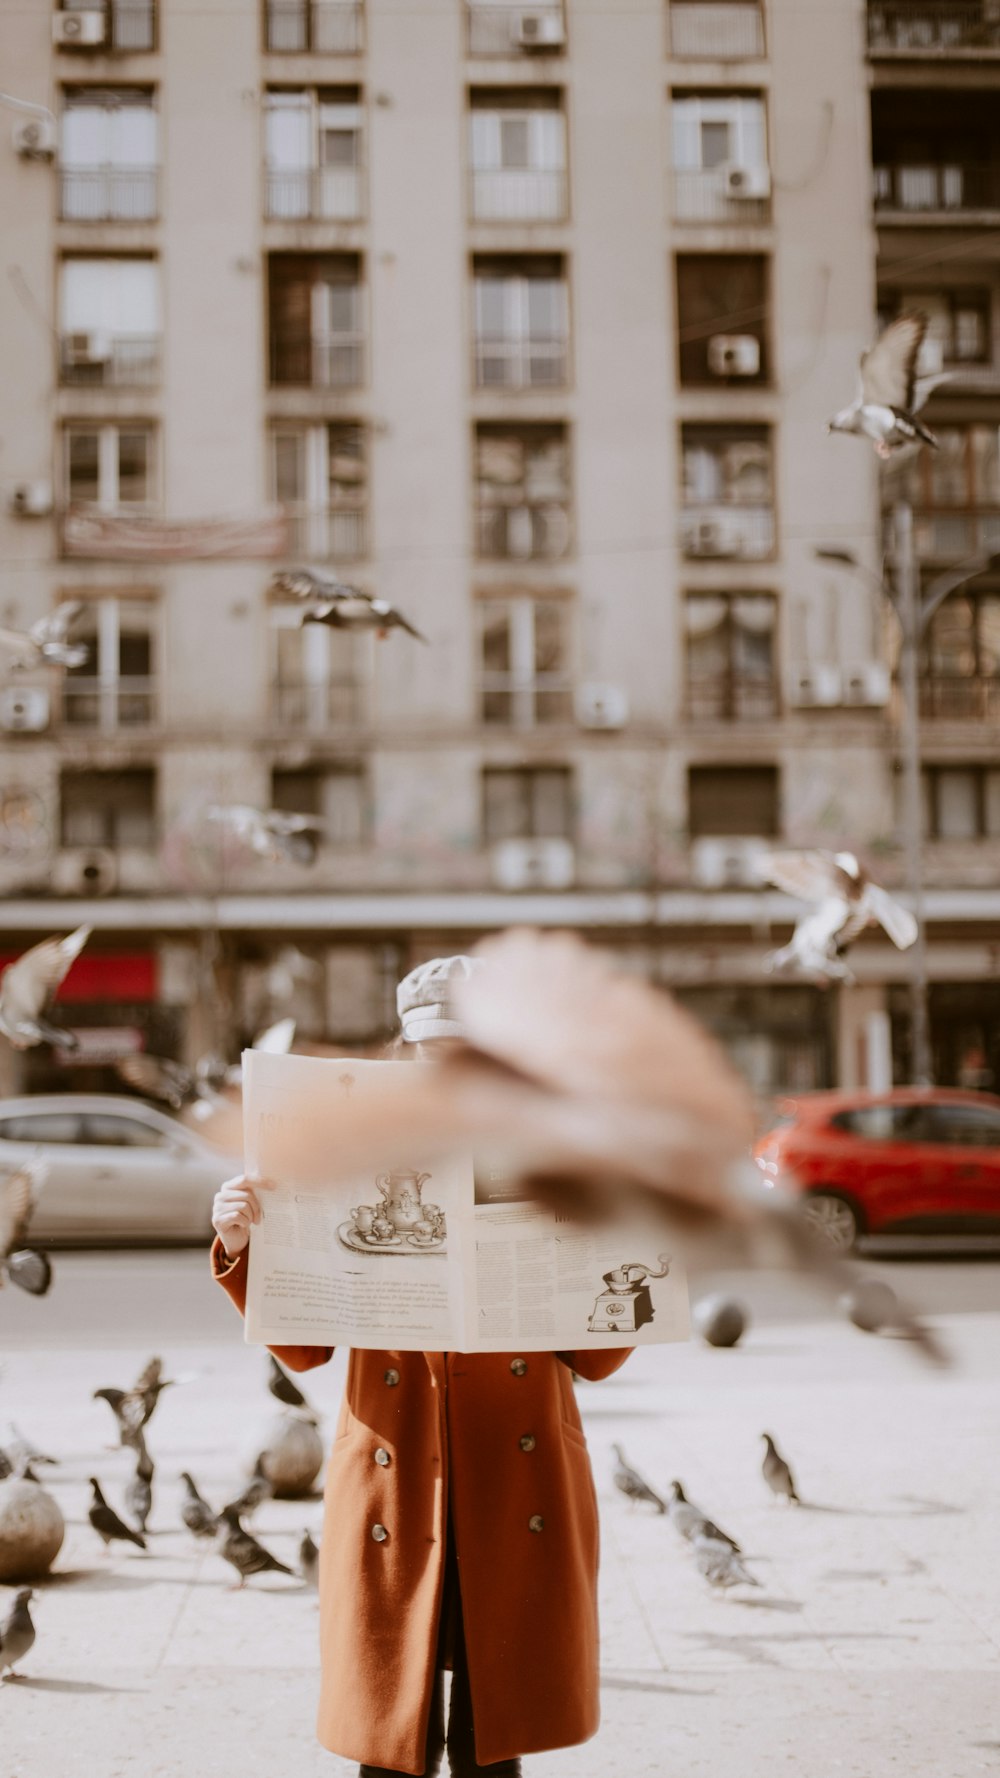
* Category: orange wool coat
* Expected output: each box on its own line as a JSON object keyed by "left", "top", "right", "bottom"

{"left": 212, "top": 1238, "right": 632, "bottom": 1773}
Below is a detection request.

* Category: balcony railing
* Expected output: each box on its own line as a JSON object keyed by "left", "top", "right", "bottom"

{"left": 59, "top": 334, "right": 161, "bottom": 387}
{"left": 476, "top": 501, "right": 571, "bottom": 560}
{"left": 470, "top": 169, "right": 568, "bottom": 222}
{"left": 281, "top": 505, "right": 367, "bottom": 559}
{"left": 480, "top": 675, "right": 574, "bottom": 726}
{"left": 466, "top": 4, "right": 565, "bottom": 55}
{"left": 271, "top": 679, "right": 364, "bottom": 728}
{"left": 110, "top": 1, "right": 156, "bottom": 50}
{"left": 874, "top": 162, "right": 1000, "bottom": 213}
{"left": 686, "top": 674, "right": 778, "bottom": 721}
{"left": 672, "top": 167, "right": 770, "bottom": 224}
{"left": 911, "top": 508, "right": 1000, "bottom": 558}
{"left": 264, "top": 0, "right": 363, "bottom": 52}
{"left": 668, "top": 3, "right": 765, "bottom": 58}
{"left": 61, "top": 677, "right": 157, "bottom": 731}
{"left": 59, "top": 167, "right": 159, "bottom": 222}
{"left": 868, "top": 3, "right": 1000, "bottom": 52}
{"left": 270, "top": 332, "right": 365, "bottom": 388}
{"left": 264, "top": 166, "right": 363, "bottom": 221}
{"left": 474, "top": 334, "right": 568, "bottom": 389}
{"left": 917, "top": 675, "right": 1000, "bottom": 719}
{"left": 681, "top": 504, "right": 775, "bottom": 560}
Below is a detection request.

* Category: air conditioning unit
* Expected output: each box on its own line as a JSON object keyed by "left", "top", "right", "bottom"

{"left": 53, "top": 848, "right": 119, "bottom": 898}
{"left": 0, "top": 688, "right": 51, "bottom": 733}
{"left": 491, "top": 837, "right": 575, "bottom": 891}
{"left": 724, "top": 163, "right": 771, "bottom": 200}
{"left": 691, "top": 836, "right": 769, "bottom": 890}
{"left": 683, "top": 513, "right": 741, "bottom": 558}
{"left": 841, "top": 660, "right": 891, "bottom": 707}
{"left": 52, "top": 9, "right": 107, "bottom": 47}
{"left": 516, "top": 11, "right": 567, "bottom": 46}
{"left": 707, "top": 334, "right": 761, "bottom": 378}
{"left": 12, "top": 117, "right": 58, "bottom": 160}
{"left": 787, "top": 663, "right": 841, "bottom": 708}
{"left": 575, "top": 682, "right": 629, "bottom": 730}
{"left": 9, "top": 481, "right": 54, "bottom": 518}
{"left": 62, "top": 330, "right": 112, "bottom": 368}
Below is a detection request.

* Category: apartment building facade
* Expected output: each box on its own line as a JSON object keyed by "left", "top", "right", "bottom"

{"left": 0, "top": 0, "right": 997, "bottom": 1100}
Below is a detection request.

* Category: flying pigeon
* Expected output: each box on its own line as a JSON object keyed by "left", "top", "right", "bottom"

{"left": 0, "top": 1160, "right": 52, "bottom": 1296}
{"left": 762, "top": 850, "right": 918, "bottom": 983}
{"left": 94, "top": 1358, "right": 174, "bottom": 1451}
{"left": 693, "top": 1533, "right": 761, "bottom": 1594}
{"left": 827, "top": 312, "right": 945, "bottom": 459}
{"left": 0, "top": 1588, "right": 36, "bottom": 1678}
{"left": 299, "top": 1527, "right": 320, "bottom": 1589}
{"left": 88, "top": 1477, "right": 147, "bottom": 1551}
{"left": 667, "top": 1481, "right": 741, "bottom": 1552}
{"left": 125, "top": 1445, "right": 154, "bottom": 1535}
{"left": 268, "top": 1355, "right": 312, "bottom": 1413}
{"left": 180, "top": 1471, "right": 219, "bottom": 1540}
{"left": 117, "top": 1019, "right": 296, "bottom": 1113}
{"left": 223, "top": 1454, "right": 272, "bottom": 1521}
{"left": 0, "top": 925, "right": 91, "bottom": 1050}
{"left": 0, "top": 602, "right": 88, "bottom": 671}
{"left": 205, "top": 804, "right": 325, "bottom": 866}
{"left": 216, "top": 1505, "right": 293, "bottom": 1588}
{"left": 761, "top": 1432, "right": 799, "bottom": 1503}
{"left": 271, "top": 569, "right": 427, "bottom": 642}
{"left": 7, "top": 1423, "right": 57, "bottom": 1467}
{"left": 611, "top": 1444, "right": 666, "bottom": 1513}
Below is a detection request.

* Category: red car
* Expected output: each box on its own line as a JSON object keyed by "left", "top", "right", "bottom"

{"left": 754, "top": 1088, "right": 1000, "bottom": 1251}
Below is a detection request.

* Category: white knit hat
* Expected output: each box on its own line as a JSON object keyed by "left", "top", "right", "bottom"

{"left": 396, "top": 955, "right": 478, "bottom": 1043}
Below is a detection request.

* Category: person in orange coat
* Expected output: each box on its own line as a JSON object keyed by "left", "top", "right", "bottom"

{"left": 211, "top": 956, "right": 634, "bottom": 1777}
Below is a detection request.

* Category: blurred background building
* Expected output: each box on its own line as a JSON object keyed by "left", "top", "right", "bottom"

{"left": 1, "top": 0, "right": 999, "bottom": 1102}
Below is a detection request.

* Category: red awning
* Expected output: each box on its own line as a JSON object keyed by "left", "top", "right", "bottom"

{"left": 0, "top": 952, "right": 158, "bottom": 1003}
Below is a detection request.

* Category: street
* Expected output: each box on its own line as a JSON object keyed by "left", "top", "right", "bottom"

{"left": 2, "top": 1249, "right": 999, "bottom": 1778}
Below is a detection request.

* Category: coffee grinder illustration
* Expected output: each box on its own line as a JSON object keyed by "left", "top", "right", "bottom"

{"left": 587, "top": 1254, "right": 671, "bottom": 1334}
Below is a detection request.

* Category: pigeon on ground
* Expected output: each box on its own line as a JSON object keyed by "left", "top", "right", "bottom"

{"left": 205, "top": 804, "right": 325, "bottom": 867}
{"left": 0, "top": 1160, "right": 52, "bottom": 1296}
{"left": 7, "top": 1422, "right": 57, "bottom": 1466}
{"left": 216, "top": 1505, "right": 293, "bottom": 1588}
{"left": 0, "top": 1588, "right": 36, "bottom": 1677}
{"left": 0, "top": 926, "right": 91, "bottom": 1051}
{"left": 223, "top": 1455, "right": 272, "bottom": 1521}
{"left": 180, "top": 1471, "right": 219, "bottom": 1540}
{"left": 299, "top": 1528, "right": 320, "bottom": 1589}
{"left": 268, "top": 1355, "right": 312, "bottom": 1413}
{"left": 0, "top": 601, "right": 88, "bottom": 671}
{"left": 827, "top": 312, "right": 944, "bottom": 458}
{"left": 667, "top": 1481, "right": 741, "bottom": 1552}
{"left": 694, "top": 1534, "right": 761, "bottom": 1594}
{"left": 611, "top": 1444, "right": 666, "bottom": 1513}
{"left": 125, "top": 1445, "right": 154, "bottom": 1535}
{"left": 0, "top": 1448, "right": 11, "bottom": 1479}
{"left": 762, "top": 1433, "right": 799, "bottom": 1503}
{"left": 271, "top": 569, "right": 427, "bottom": 642}
{"left": 762, "top": 850, "right": 917, "bottom": 984}
{"left": 88, "top": 1477, "right": 147, "bottom": 1551}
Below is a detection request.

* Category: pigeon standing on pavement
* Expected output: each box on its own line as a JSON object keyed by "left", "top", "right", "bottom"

{"left": 299, "top": 1528, "right": 320, "bottom": 1589}
{"left": 268, "top": 1355, "right": 312, "bottom": 1413}
{"left": 88, "top": 1477, "right": 147, "bottom": 1551}
{"left": 694, "top": 1534, "right": 761, "bottom": 1595}
{"left": 180, "top": 1471, "right": 219, "bottom": 1540}
{"left": 611, "top": 1444, "right": 666, "bottom": 1513}
{"left": 0, "top": 1589, "right": 36, "bottom": 1678}
{"left": 761, "top": 1433, "right": 800, "bottom": 1503}
{"left": 762, "top": 850, "right": 917, "bottom": 983}
{"left": 826, "top": 312, "right": 944, "bottom": 459}
{"left": 217, "top": 1505, "right": 293, "bottom": 1588}
{"left": 125, "top": 1445, "right": 154, "bottom": 1535}
{"left": 0, "top": 926, "right": 91, "bottom": 1051}
{"left": 667, "top": 1481, "right": 741, "bottom": 1551}
{"left": 0, "top": 1160, "right": 52, "bottom": 1296}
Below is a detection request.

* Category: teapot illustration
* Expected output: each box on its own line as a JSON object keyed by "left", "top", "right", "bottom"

{"left": 376, "top": 1170, "right": 433, "bottom": 1232}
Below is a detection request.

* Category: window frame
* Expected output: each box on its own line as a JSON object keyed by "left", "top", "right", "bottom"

{"left": 476, "top": 591, "right": 574, "bottom": 729}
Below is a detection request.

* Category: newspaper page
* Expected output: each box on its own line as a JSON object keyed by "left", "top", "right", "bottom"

{"left": 243, "top": 1051, "right": 689, "bottom": 1353}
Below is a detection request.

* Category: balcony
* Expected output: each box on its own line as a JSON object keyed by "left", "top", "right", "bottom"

{"left": 672, "top": 167, "right": 770, "bottom": 225}
{"left": 470, "top": 169, "right": 567, "bottom": 223}
{"left": 686, "top": 672, "right": 778, "bottom": 721}
{"left": 681, "top": 504, "right": 775, "bottom": 560}
{"left": 868, "top": 3, "right": 1000, "bottom": 53}
{"left": 912, "top": 508, "right": 1000, "bottom": 558}
{"left": 269, "top": 333, "right": 364, "bottom": 389}
{"left": 59, "top": 167, "right": 159, "bottom": 223}
{"left": 281, "top": 505, "right": 367, "bottom": 559}
{"left": 59, "top": 334, "right": 160, "bottom": 387}
{"left": 466, "top": 4, "right": 566, "bottom": 55}
{"left": 271, "top": 679, "right": 364, "bottom": 728}
{"left": 264, "top": 0, "right": 363, "bottom": 52}
{"left": 474, "top": 333, "right": 567, "bottom": 389}
{"left": 110, "top": 1, "right": 156, "bottom": 50}
{"left": 874, "top": 162, "right": 1000, "bottom": 216}
{"left": 668, "top": 3, "right": 765, "bottom": 58}
{"left": 61, "top": 678, "right": 157, "bottom": 731}
{"left": 264, "top": 166, "right": 363, "bottom": 221}
{"left": 917, "top": 675, "right": 1000, "bottom": 718}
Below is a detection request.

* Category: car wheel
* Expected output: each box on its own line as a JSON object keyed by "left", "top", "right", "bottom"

{"left": 800, "top": 1191, "right": 860, "bottom": 1253}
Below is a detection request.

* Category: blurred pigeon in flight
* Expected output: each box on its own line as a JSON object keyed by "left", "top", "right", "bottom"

{"left": 268, "top": 1355, "right": 312, "bottom": 1413}
{"left": 7, "top": 1423, "right": 57, "bottom": 1467}
{"left": 0, "top": 1160, "right": 51, "bottom": 1297}
{"left": 0, "top": 601, "right": 89, "bottom": 671}
{"left": 0, "top": 1589, "right": 36, "bottom": 1677}
{"left": 611, "top": 1444, "right": 666, "bottom": 1513}
{"left": 668, "top": 1481, "right": 741, "bottom": 1552}
{"left": 205, "top": 804, "right": 325, "bottom": 866}
{"left": 694, "top": 1534, "right": 761, "bottom": 1594}
{"left": 271, "top": 569, "right": 427, "bottom": 641}
{"left": 223, "top": 1454, "right": 272, "bottom": 1521}
{"left": 762, "top": 850, "right": 917, "bottom": 982}
{"left": 762, "top": 1433, "right": 799, "bottom": 1503}
{"left": 827, "top": 312, "right": 944, "bottom": 459}
{"left": 125, "top": 1444, "right": 154, "bottom": 1535}
{"left": 117, "top": 1019, "right": 296, "bottom": 1113}
{"left": 0, "top": 925, "right": 91, "bottom": 1050}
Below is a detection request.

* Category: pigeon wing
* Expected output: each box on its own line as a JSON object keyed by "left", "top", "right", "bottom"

{"left": 0, "top": 1163, "right": 42, "bottom": 1258}
{"left": 253, "top": 1018, "right": 296, "bottom": 1054}
{"left": 860, "top": 313, "right": 927, "bottom": 412}
{"left": 0, "top": 926, "right": 91, "bottom": 1023}
{"left": 865, "top": 884, "right": 918, "bottom": 950}
{"left": 31, "top": 601, "right": 82, "bottom": 646}
{"left": 117, "top": 1053, "right": 195, "bottom": 1108}
{"left": 761, "top": 850, "right": 844, "bottom": 903}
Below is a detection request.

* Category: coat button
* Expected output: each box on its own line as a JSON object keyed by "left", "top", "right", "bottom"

{"left": 384, "top": 1368, "right": 400, "bottom": 1386}
{"left": 519, "top": 1434, "right": 536, "bottom": 1452}
{"left": 510, "top": 1358, "right": 528, "bottom": 1376}
{"left": 528, "top": 1515, "right": 544, "bottom": 1533}
{"left": 374, "top": 1448, "right": 391, "bottom": 1467}
{"left": 371, "top": 1523, "right": 389, "bottom": 1543}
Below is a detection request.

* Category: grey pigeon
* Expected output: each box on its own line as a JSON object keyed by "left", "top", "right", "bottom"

{"left": 299, "top": 1528, "right": 320, "bottom": 1589}
{"left": 0, "top": 1161, "right": 51, "bottom": 1297}
{"left": 223, "top": 1454, "right": 272, "bottom": 1520}
{"left": 217, "top": 1505, "right": 293, "bottom": 1588}
{"left": 611, "top": 1443, "right": 666, "bottom": 1513}
{"left": 0, "top": 926, "right": 91, "bottom": 1050}
{"left": 762, "top": 851, "right": 917, "bottom": 984}
{"left": 0, "top": 1447, "right": 11, "bottom": 1480}
{"left": 180, "top": 1471, "right": 219, "bottom": 1540}
{"left": 268, "top": 1355, "right": 310, "bottom": 1412}
{"left": 0, "top": 1588, "right": 36, "bottom": 1677}
{"left": 272, "top": 569, "right": 427, "bottom": 642}
{"left": 761, "top": 1433, "right": 799, "bottom": 1503}
{"left": 667, "top": 1481, "right": 741, "bottom": 1552}
{"left": 88, "top": 1477, "right": 146, "bottom": 1551}
{"left": 205, "top": 803, "right": 325, "bottom": 867}
{"left": 694, "top": 1533, "right": 761, "bottom": 1594}
{"left": 827, "top": 312, "right": 944, "bottom": 458}
{"left": 94, "top": 1358, "right": 174, "bottom": 1450}
{"left": 125, "top": 1446, "right": 154, "bottom": 1535}
{"left": 0, "top": 601, "right": 89, "bottom": 671}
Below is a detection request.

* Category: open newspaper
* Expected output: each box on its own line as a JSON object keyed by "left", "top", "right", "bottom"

{"left": 243, "top": 1052, "right": 689, "bottom": 1353}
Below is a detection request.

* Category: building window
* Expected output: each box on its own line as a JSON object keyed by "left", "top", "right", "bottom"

{"left": 59, "top": 257, "right": 160, "bottom": 387}
{"left": 684, "top": 593, "right": 777, "bottom": 720}
{"left": 469, "top": 92, "right": 567, "bottom": 222}
{"left": 60, "top": 89, "right": 158, "bottom": 222}
{"left": 60, "top": 767, "right": 157, "bottom": 851}
{"left": 264, "top": 89, "right": 363, "bottom": 220}
{"left": 675, "top": 254, "right": 768, "bottom": 386}
{"left": 879, "top": 289, "right": 990, "bottom": 366}
{"left": 472, "top": 256, "right": 568, "bottom": 389}
{"left": 482, "top": 766, "right": 572, "bottom": 842}
{"left": 688, "top": 764, "right": 779, "bottom": 836}
{"left": 467, "top": 1, "right": 566, "bottom": 56}
{"left": 671, "top": 93, "right": 769, "bottom": 222}
{"left": 922, "top": 766, "right": 1000, "bottom": 840}
{"left": 681, "top": 425, "right": 774, "bottom": 559}
{"left": 270, "top": 604, "right": 366, "bottom": 728}
{"left": 475, "top": 425, "right": 571, "bottom": 561}
{"left": 919, "top": 587, "right": 1000, "bottom": 718}
{"left": 268, "top": 254, "right": 364, "bottom": 388}
{"left": 271, "top": 764, "right": 365, "bottom": 845}
{"left": 899, "top": 424, "right": 1000, "bottom": 559}
{"left": 668, "top": 4, "right": 765, "bottom": 61}
{"left": 62, "top": 596, "right": 157, "bottom": 731}
{"left": 271, "top": 423, "right": 367, "bottom": 560}
{"left": 477, "top": 595, "right": 572, "bottom": 727}
{"left": 64, "top": 424, "right": 156, "bottom": 516}
{"left": 264, "top": 0, "right": 363, "bottom": 53}
{"left": 872, "top": 91, "right": 1000, "bottom": 214}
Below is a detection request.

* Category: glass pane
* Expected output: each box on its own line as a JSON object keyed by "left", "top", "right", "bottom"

{"left": 531, "top": 770, "right": 571, "bottom": 838}
{"left": 483, "top": 771, "right": 528, "bottom": 842}
{"left": 273, "top": 431, "right": 304, "bottom": 502}
{"left": 979, "top": 596, "right": 1000, "bottom": 676}
{"left": 322, "top": 772, "right": 364, "bottom": 845}
{"left": 927, "top": 594, "right": 975, "bottom": 675}
{"left": 971, "top": 425, "right": 1000, "bottom": 505}
{"left": 67, "top": 429, "right": 101, "bottom": 503}
{"left": 928, "top": 429, "right": 970, "bottom": 506}
{"left": 117, "top": 430, "right": 149, "bottom": 504}
{"left": 120, "top": 627, "right": 151, "bottom": 675}
{"left": 480, "top": 604, "right": 511, "bottom": 673}
{"left": 321, "top": 129, "right": 358, "bottom": 170}
{"left": 0, "top": 1114, "right": 84, "bottom": 1143}
{"left": 265, "top": 93, "right": 311, "bottom": 170}
{"left": 63, "top": 806, "right": 107, "bottom": 847}
{"left": 526, "top": 279, "right": 561, "bottom": 341}
{"left": 954, "top": 304, "right": 986, "bottom": 361}
{"left": 533, "top": 601, "right": 566, "bottom": 673}
{"left": 985, "top": 770, "right": 1000, "bottom": 837}
{"left": 936, "top": 769, "right": 979, "bottom": 840}
{"left": 85, "top": 1114, "right": 165, "bottom": 1148}
{"left": 700, "top": 120, "right": 730, "bottom": 169}
{"left": 500, "top": 117, "right": 530, "bottom": 169}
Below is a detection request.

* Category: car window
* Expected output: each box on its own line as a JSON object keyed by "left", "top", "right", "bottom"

{"left": 917, "top": 1104, "right": 1000, "bottom": 1149}
{"left": 830, "top": 1105, "right": 922, "bottom": 1141}
{"left": 83, "top": 1114, "right": 169, "bottom": 1149}
{"left": 0, "top": 1113, "right": 86, "bottom": 1144}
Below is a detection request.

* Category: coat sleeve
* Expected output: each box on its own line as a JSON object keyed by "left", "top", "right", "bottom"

{"left": 210, "top": 1237, "right": 335, "bottom": 1373}
{"left": 556, "top": 1348, "right": 634, "bottom": 1381}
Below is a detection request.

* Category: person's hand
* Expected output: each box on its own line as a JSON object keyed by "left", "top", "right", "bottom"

{"left": 212, "top": 1175, "right": 264, "bottom": 1259}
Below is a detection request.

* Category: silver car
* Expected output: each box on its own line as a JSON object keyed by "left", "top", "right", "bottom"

{"left": 0, "top": 1094, "right": 238, "bottom": 1245}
